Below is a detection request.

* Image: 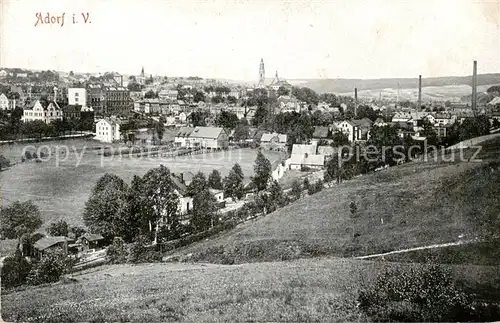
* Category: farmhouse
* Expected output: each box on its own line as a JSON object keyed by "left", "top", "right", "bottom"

{"left": 290, "top": 153, "right": 325, "bottom": 170}
{"left": 33, "top": 236, "right": 70, "bottom": 259}
{"left": 290, "top": 144, "right": 324, "bottom": 170}
{"left": 95, "top": 118, "right": 121, "bottom": 143}
{"left": 79, "top": 233, "right": 105, "bottom": 251}
{"left": 174, "top": 126, "right": 229, "bottom": 149}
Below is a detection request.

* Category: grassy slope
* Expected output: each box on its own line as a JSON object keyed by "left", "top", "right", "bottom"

{"left": 170, "top": 139, "right": 500, "bottom": 264}
{"left": 3, "top": 258, "right": 498, "bottom": 322}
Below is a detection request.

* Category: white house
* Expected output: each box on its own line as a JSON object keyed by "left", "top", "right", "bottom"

{"left": 336, "top": 118, "right": 373, "bottom": 142}
{"left": 95, "top": 118, "right": 121, "bottom": 143}
{"left": 68, "top": 88, "right": 87, "bottom": 107}
{"left": 22, "top": 100, "right": 63, "bottom": 123}
{"left": 209, "top": 188, "right": 224, "bottom": 203}
{"left": 0, "top": 93, "right": 16, "bottom": 110}
{"left": 0, "top": 70, "right": 8, "bottom": 78}
{"left": 290, "top": 153, "right": 324, "bottom": 170}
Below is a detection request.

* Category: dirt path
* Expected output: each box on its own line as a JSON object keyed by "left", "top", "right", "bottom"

{"left": 354, "top": 238, "right": 478, "bottom": 260}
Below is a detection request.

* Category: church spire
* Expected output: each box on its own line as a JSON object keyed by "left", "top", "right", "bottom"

{"left": 141, "top": 66, "right": 144, "bottom": 77}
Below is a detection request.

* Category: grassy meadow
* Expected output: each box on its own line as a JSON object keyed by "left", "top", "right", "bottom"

{"left": 3, "top": 257, "right": 499, "bottom": 322}
{"left": 0, "top": 141, "right": 281, "bottom": 228}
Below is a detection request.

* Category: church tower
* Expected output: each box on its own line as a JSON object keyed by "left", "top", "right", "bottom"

{"left": 140, "top": 66, "right": 145, "bottom": 77}
{"left": 258, "top": 58, "right": 265, "bottom": 86}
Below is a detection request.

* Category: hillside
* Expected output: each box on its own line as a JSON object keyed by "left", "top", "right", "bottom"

{"left": 295, "top": 73, "right": 500, "bottom": 94}
{"left": 168, "top": 140, "right": 500, "bottom": 264}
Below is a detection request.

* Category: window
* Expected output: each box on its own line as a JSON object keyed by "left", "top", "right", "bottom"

{"left": 75, "top": 98, "right": 79, "bottom": 102}
{"left": 75, "top": 92, "right": 79, "bottom": 97}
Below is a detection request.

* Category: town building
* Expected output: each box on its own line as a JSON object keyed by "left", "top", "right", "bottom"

{"left": 22, "top": 100, "right": 63, "bottom": 123}
{"left": 103, "top": 86, "right": 131, "bottom": 116}
{"left": 87, "top": 84, "right": 105, "bottom": 113}
{"left": 268, "top": 71, "right": 292, "bottom": 93}
{"left": 336, "top": 118, "right": 373, "bottom": 142}
{"left": 68, "top": 88, "right": 87, "bottom": 107}
{"left": 95, "top": 118, "right": 121, "bottom": 143}
{"left": 0, "top": 93, "right": 16, "bottom": 110}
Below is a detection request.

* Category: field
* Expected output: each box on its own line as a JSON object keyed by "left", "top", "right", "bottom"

{"left": 3, "top": 257, "right": 498, "bottom": 322}
{"left": 0, "top": 140, "right": 282, "bottom": 228}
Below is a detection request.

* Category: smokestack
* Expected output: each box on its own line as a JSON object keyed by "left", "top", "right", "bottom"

{"left": 418, "top": 75, "right": 422, "bottom": 110}
{"left": 120, "top": 75, "right": 123, "bottom": 87}
{"left": 472, "top": 60, "right": 477, "bottom": 115}
{"left": 354, "top": 88, "right": 358, "bottom": 117}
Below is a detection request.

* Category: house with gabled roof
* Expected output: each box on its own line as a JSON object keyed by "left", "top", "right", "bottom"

{"left": 22, "top": 99, "right": 63, "bottom": 124}
{"left": 0, "top": 93, "right": 16, "bottom": 110}
{"left": 95, "top": 117, "right": 121, "bottom": 143}
{"left": 260, "top": 132, "right": 287, "bottom": 151}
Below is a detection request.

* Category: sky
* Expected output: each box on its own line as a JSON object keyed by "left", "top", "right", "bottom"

{"left": 1, "top": 0, "right": 499, "bottom": 81}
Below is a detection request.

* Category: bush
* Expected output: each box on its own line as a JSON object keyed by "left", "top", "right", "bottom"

{"left": 358, "top": 264, "right": 472, "bottom": 322}
{"left": 128, "top": 235, "right": 161, "bottom": 264}
{"left": 106, "top": 237, "right": 128, "bottom": 264}
{"left": 1, "top": 250, "right": 32, "bottom": 288}
{"left": 27, "top": 250, "right": 75, "bottom": 285}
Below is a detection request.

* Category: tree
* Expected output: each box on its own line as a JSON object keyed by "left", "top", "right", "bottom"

{"left": 46, "top": 219, "right": 69, "bottom": 237}
{"left": 191, "top": 189, "right": 218, "bottom": 232}
{"left": 128, "top": 235, "right": 161, "bottom": 264}
{"left": 0, "top": 155, "right": 11, "bottom": 170}
{"left": 27, "top": 249, "right": 75, "bottom": 285}
{"left": 208, "top": 169, "right": 223, "bottom": 190}
{"left": 233, "top": 124, "right": 250, "bottom": 142}
{"left": 291, "top": 179, "right": 302, "bottom": 200}
{"left": 268, "top": 180, "right": 285, "bottom": 208}
{"left": 253, "top": 150, "right": 272, "bottom": 191}
{"left": 330, "top": 131, "right": 349, "bottom": 147}
{"left": 459, "top": 116, "right": 491, "bottom": 141}
{"left": 140, "top": 165, "right": 180, "bottom": 244}
{"left": 69, "top": 71, "right": 74, "bottom": 76}
{"left": 0, "top": 200, "right": 42, "bottom": 242}
{"left": 155, "top": 117, "right": 165, "bottom": 145}
{"left": 216, "top": 110, "right": 239, "bottom": 129}
{"left": 69, "top": 226, "right": 86, "bottom": 240}
{"left": 187, "top": 171, "right": 207, "bottom": 196}
{"left": 193, "top": 90, "right": 206, "bottom": 103}
{"left": 106, "top": 237, "right": 128, "bottom": 264}
{"left": 358, "top": 264, "right": 470, "bottom": 322}
{"left": 127, "top": 82, "right": 142, "bottom": 92}
{"left": 1, "top": 249, "right": 32, "bottom": 288}
{"left": 277, "top": 86, "right": 290, "bottom": 96}
{"left": 82, "top": 173, "right": 131, "bottom": 242}
{"left": 367, "top": 125, "right": 404, "bottom": 167}
{"left": 223, "top": 163, "right": 244, "bottom": 200}
{"left": 251, "top": 105, "right": 269, "bottom": 127}
{"left": 144, "top": 90, "right": 156, "bottom": 99}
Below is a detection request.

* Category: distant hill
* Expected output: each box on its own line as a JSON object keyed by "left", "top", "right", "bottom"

{"left": 292, "top": 73, "right": 500, "bottom": 94}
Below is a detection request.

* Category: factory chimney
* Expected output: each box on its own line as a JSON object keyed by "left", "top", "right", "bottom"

{"left": 472, "top": 60, "right": 477, "bottom": 116}
{"left": 418, "top": 75, "right": 422, "bottom": 110}
{"left": 354, "top": 87, "right": 358, "bottom": 117}
{"left": 120, "top": 75, "right": 123, "bottom": 87}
